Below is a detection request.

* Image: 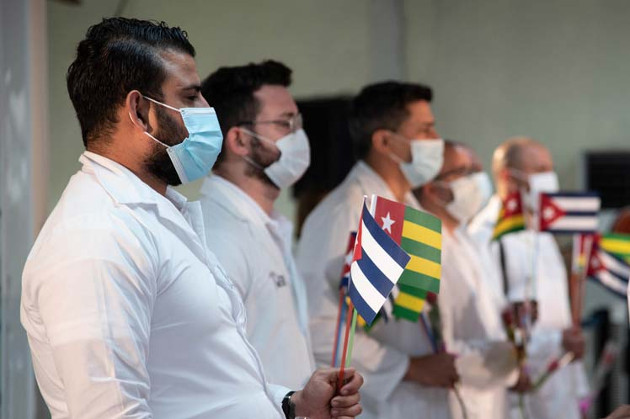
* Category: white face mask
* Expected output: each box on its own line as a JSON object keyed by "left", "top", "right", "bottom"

{"left": 513, "top": 170, "right": 559, "bottom": 212}
{"left": 444, "top": 171, "right": 493, "bottom": 224}
{"left": 390, "top": 136, "right": 445, "bottom": 188}
{"left": 241, "top": 127, "right": 311, "bottom": 188}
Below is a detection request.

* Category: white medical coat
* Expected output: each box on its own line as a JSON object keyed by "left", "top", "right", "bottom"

{"left": 198, "top": 175, "right": 315, "bottom": 389}
{"left": 21, "top": 152, "right": 288, "bottom": 419}
{"left": 468, "top": 195, "right": 589, "bottom": 419}
{"left": 296, "top": 161, "right": 450, "bottom": 419}
{"left": 440, "top": 228, "right": 518, "bottom": 419}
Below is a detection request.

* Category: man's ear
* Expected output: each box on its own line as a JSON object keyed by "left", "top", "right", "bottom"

{"left": 223, "top": 126, "right": 250, "bottom": 158}
{"left": 371, "top": 129, "right": 393, "bottom": 156}
{"left": 501, "top": 168, "right": 520, "bottom": 193}
{"left": 126, "top": 90, "right": 152, "bottom": 131}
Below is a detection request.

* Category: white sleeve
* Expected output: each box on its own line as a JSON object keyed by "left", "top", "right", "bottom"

{"left": 268, "top": 384, "right": 292, "bottom": 412}
{"left": 30, "top": 219, "right": 157, "bottom": 418}
{"left": 297, "top": 203, "right": 409, "bottom": 402}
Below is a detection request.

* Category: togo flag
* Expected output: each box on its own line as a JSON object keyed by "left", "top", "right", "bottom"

{"left": 588, "top": 236, "right": 630, "bottom": 298}
{"left": 348, "top": 202, "right": 411, "bottom": 325}
{"left": 492, "top": 192, "right": 526, "bottom": 240}
{"left": 372, "top": 195, "right": 442, "bottom": 322}
{"left": 539, "top": 192, "right": 601, "bottom": 234}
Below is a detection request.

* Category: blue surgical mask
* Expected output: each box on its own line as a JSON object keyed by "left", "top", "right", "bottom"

{"left": 141, "top": 96, "right": 223, "bottom": 184}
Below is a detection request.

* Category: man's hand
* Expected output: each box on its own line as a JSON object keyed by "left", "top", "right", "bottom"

{"left": 604, "top": 405, "right": 630, "bottom": 419}
{"left": 404, "top": 353, "right": 459, "bottom": 388}
{"left": 562, "top": 326, "right": 585, "bottom": 360}
{"left": 509, "top": 366, "right": 532, "bottom": 393}
{"left": 292, "top": 368, "right": 363, "bottom": 419}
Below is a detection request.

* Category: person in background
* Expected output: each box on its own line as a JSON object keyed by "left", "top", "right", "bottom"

{"left": 468, "top": 137, "right": 588, "bottom": 419}
{"left": 413, "top": 140, "right": 518, "bottom": 419}
{"left": 20, "top": 17, "right": 362, "bottom": 419}
{"left": 198, "top": 60, "right": 314, "bottom": 390}
{"left": 297, "top": 81, "right": 457, "bottom": 419}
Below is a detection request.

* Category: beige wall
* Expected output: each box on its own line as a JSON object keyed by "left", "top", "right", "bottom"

{"left": 47, "top": 0, "right": 373, "bottom": 215}
{"left": 405, "top": 0, "right": 630, "bottom": 188}
{"left": 49, "top": 0, "right": 630, "bottom": 210}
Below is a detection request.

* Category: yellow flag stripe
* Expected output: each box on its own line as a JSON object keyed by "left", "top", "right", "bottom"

{"left": 601, "top": 239, "right": 630, "bottom": 255}
{"left": 395, "top": 292, "right": 425, "bottom": 312}
{"left": 406, "top": 254, "right": 442, "bottom": 279}
{"left": 402, "top": 221, "right": 442, "bottom": 250}
{"left": 493, "top": 215, "right": 525, "bottom": 238}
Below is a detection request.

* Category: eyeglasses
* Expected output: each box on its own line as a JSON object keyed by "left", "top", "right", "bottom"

{"left": 238, "top": 113, "right": 303, "bottom": 133}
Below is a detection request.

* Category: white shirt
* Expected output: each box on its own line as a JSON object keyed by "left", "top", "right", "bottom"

{"left": 469, "top": 195, "right": 589, "bottom": 419}
{"left": 198, "top": 175, "right": 315, "bottom": 389}
{"left": 439, "top": 228, "right": 518, "bottom": 419}
{"left": 296, "top": 161, "right": 449, "bottom": 419}
{"left": 21, "top": 152, "right": 288, "bottom": 419}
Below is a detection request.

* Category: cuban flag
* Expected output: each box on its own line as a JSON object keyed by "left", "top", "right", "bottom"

{"left": 588, "top": 237, "right": 630, "bottom": 298}
{"left": 348, "top": 202, "right": 411, "bottom": 325}
{"left": 539, "top": 192, "right": 600, "bottom": 234}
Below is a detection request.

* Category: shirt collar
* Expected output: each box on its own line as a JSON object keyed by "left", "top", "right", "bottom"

{"left": 352, "top": 160, "right": 422, "bottom": 209}
{"left": 80, "top": 151, "right": 189, "bottom": 210}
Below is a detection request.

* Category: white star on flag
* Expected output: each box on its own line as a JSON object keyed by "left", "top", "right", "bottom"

{"left": 381, "top": 212, "right": 395, "bottom": 233}
{"left": 507, "top": 198, "right": 517, "bottom": 212}
{"left": 543, "top": 207, "right": 556, "bottom": 221}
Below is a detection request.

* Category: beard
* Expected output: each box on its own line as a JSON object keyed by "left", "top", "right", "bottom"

{"left": 245, "top": 135, "right": 281, "bottom": 188}
{"left": 144, "top": 105, "right": 188, "bottom": 186}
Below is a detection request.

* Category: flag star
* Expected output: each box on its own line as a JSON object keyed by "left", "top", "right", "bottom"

{"left": 345, "top": 251, "right": 353, "bottom": 266}
{"left": 507, "top": 199, "right": 517, "bottom": 212}
{"left": 543, "top": 207, "right": 555, "bottom": 220}
{"left": 381, "top": 212, "right": 395, "bottom": 233}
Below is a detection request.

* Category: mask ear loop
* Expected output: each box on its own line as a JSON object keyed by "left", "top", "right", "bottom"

{"left": 128, "top": 111, "right": 170, "bottom": 149}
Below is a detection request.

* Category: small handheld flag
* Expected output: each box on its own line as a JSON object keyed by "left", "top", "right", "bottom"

{"left": 372, "top": 196, "right": 442, "bottom": 321}
{"left": 587, "top": 235, "right": 630, "bottom": 298}
{"left": 347, "top": 202, "right": 411, "bottom": 325}
{"left": 492, "top": 192, "right": 526, "bottom": 240}
{"left": 539, "top": 192, "right": 600, "bottom": 234}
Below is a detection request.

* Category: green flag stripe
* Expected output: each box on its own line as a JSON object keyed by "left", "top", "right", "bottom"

{"left": 401, "top": 237, "right": 441, "bottom": 263}
{"left": 393, "top": 305, "right": 421, "bottom": 321}
{"left": 399, "top": 270, "right": 440, "bottom": 293}
{"left": 404, "top": 207, "right": 441, "bottom": 232}
{"left": 493, "top": 225, "right": 525, "bottom": 241}
{"left": 398, "top": 284, "right": 428, "bottom": 299}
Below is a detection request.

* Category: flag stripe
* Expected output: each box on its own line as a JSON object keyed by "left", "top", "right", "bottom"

{"left": 546, "top": 216, "right": 598, "bottom": 232}
{"left": 393, "top": 305, "right": 421, "bottom": 321}
{"left": 493, "top": 215, "right": 525, "bottom": 239}
{"left": 599, "top": 251, "right": 630, "bottom": 278}
{"left": 400, "top": 237, "right": 441, "bottom": 263}
{"left": 551, "top": 197, "right": 601, "bottom": 212}
{"left": 347, "top": 278, "right": 379, "bottom": 324}
{"left": 402, "top": 221, "right": 442, "bottom": 250}
{"left": 406, "top": 254, "right": 442, "bottom": 279}
{"left": 350, "top": 263, "right": 386, "bottom": 314}
{"left": 362, "top": 218, "right": 410, "bottom": 271}
{"left": 398, "top": 283, "right": 428, "bottom": 298}
{"left": 601, "top": 237, "right": 630, "bottom": 255}
{"left": 399, "top": 270, "right": 441, "bottom": 293}
{"left": 404, "top": 207, "right": 442, "bottom": 233}
{"left": 355, "top": 249, "right": 401, "bottom": 297}
{"left": 395, "top": 292, "right": 425, "bottom": 312}
{"left": 591, "top": 271, "right": 628, "bottom": 298}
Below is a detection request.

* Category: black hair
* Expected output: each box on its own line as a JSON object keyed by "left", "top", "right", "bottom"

{"left": 66, "top": 17, "right": 196, "bottom": 147}
{"left": 200, "top": 60, "right": 292, "bottom": 167}
{"left": 349, "top": 81, "right": 433, "bottom": 159}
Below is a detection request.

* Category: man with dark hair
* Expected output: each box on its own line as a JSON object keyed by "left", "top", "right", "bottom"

{"left": 414, "top": 141, "right": 518, "bottom": 419}
{"left": 197, "top": 60, "right": 314, "bottom": 389}
{"left": 297, "top": 81, "right": 455, "bottom": 419}
{"left": 21, "top": 17, "right": 362, "bottom": 419}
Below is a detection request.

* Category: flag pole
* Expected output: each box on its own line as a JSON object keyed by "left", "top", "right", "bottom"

{"left": 331, "top": 289, "right": 347, "bottom": 367}
{"left": 345, "top": 308, "right": 359, "bottom": 366}
{"left": 338, "top": 301, "right": 355, "bottom": 388}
